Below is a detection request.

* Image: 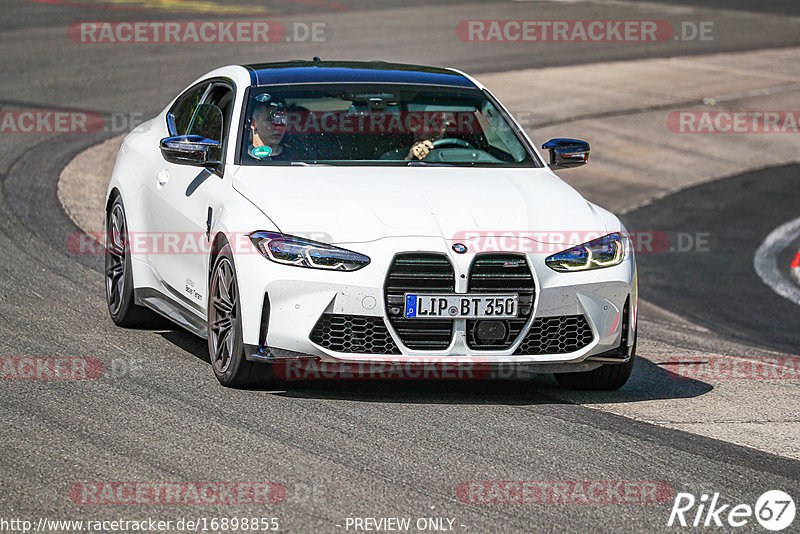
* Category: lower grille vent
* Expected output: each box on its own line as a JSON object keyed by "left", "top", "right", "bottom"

{"left": 514, "top": 315, "right": 593, "bottom": 355}
{"left": 310, "top": 314, "right": 401, "bottom": 354}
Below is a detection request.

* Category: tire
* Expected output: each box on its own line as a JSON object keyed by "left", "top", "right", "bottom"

{"left": 105, "top": 195, "right": 152, "bottom": 327}
{"left": 554, "top": 335, "right": 637, "bottom": 391}
{"left": 208, "top": 243, "right": 274, "bottom": 387}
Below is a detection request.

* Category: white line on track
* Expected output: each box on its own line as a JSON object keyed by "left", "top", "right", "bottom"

{"left": 754, "top": 216, "right": 800, "bottom": 306}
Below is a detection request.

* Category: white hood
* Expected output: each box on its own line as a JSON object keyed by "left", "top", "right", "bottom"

{"left": 232, "top": 166, "right": 608, "bottom": 245}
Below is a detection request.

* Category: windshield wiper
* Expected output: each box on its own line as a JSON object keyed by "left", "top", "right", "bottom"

{"left": 406, "top": 160, "right": 455, "bottom": 167}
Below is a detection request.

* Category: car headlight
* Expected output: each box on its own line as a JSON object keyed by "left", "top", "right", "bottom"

{"left": 545, "top": 233, "right": 624, "bottom": 272}
{"left": 249, "top": 232, "right": 370, "bottom": 271}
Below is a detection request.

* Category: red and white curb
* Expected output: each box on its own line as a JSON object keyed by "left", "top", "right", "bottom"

{"left": 792, "top": 251, "right": 800, "bottom": 284}
{"left": 754, "top": 216, "right": 800, "bottom": 306}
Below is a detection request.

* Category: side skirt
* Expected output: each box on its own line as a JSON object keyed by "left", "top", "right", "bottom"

{"left": 135, "top": 287, "right": 208, "bottom": 338}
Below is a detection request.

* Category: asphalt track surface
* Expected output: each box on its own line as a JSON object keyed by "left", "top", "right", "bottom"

{"left": 1, "top": 1, "right": 800, "bottom": 532}
{"left": 623, "top": 164, "right": 800, "bottom": 356}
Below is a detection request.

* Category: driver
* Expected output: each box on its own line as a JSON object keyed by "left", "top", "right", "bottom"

{"left": 247, "top": 94, "right": 294, "bottom": 160}
{"left": 406, "top": 111, "right": 453, "bottom": 160}
{"left": 382, "top": 111, "right": 453, "bottom": 161}
{"left": 406, "top": 139, "right": 435, "bottom": 161}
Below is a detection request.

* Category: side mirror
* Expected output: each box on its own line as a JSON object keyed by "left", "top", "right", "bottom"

{"left": 161, "top": 102, "right": 224, "bottom": 175}
{"left": 542, "top": 138, "right": 590, "bottom": 169}
{"left": 160, "top": 135, "right": 223, "bottom": 175}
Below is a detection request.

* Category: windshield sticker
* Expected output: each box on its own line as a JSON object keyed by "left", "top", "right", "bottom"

{"left": 252, "top": 146, "right": 273, "bottom": 158}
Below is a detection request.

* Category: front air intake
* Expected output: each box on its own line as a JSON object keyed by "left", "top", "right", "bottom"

{"left": 384, "top": 253, "right": 455, "bottom": 350}
{"left": 466, "top": 254, "right": 536, "bottom": 350}
{"left": 514, "top": 315, "right": 593, "bottom": 355}
{"left": 310, "top": 314, "right": 401, "bottom": 354}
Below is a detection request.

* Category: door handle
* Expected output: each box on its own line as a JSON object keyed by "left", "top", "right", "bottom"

{"left": 157, "top": 168, "right": 169, "bottom": 188}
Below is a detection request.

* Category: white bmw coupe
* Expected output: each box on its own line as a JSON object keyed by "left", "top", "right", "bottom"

{"left": 105, "top": 60, "right": 637, "bottom": 389}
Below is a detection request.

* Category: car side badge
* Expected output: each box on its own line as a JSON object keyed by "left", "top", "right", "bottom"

{"left": 252, "top": 146, "right": 273, "bottom": 158}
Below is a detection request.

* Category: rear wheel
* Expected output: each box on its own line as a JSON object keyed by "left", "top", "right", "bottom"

{"left": 208, "top": 244, "right": 274, "bottom": 387}
{"left": 105, "top": 196, "right": 151, "bottom": 327}
{"left": 555, "top": 335, "right": 636, "bottom": 391}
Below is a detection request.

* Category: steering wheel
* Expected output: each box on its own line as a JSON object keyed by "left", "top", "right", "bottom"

{"left": 431, "top": 138, "right": 474, "bottom": 149}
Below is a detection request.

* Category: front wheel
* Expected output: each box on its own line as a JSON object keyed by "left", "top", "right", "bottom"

{"left": 105, "top": 196, "right": 152, "bottom": 327}
{"left": 554, "top": 336, "right": 637, "bottom": 391}
{"left": 208, "top": 244, "right": 273, "bottom": 387}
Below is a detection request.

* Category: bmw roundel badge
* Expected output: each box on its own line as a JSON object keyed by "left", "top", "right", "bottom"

{"left": 452, "top": 243, "right": 468, "bottom": 254}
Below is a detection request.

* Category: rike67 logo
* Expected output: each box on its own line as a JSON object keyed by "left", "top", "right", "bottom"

{"left": 668, "top": 490, "right": 795, "bottom": 531}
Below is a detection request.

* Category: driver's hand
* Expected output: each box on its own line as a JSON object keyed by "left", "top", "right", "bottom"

{"left": 406, "top": 140, "right": 434, "bottom": 160}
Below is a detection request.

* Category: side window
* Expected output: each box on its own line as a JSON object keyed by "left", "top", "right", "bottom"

{"left": 186, "top": 103, "right": 224, "bottom": 163}
{"left": 168, "top": 83, "right": 209, "bottom": 135}
{"left": 203, "top": 84, "right": 234, "bottom": 142}
{"left": 187, "top": 103, "right": 223, "bottom": 142}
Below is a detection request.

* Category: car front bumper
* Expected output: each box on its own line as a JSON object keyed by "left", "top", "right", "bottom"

{"left": 233, "top": 236, "right": 637, "bottom": 367}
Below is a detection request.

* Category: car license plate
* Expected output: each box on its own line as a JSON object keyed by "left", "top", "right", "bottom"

{"left": 404, "top": 294, "right": 518, "bottom": 319}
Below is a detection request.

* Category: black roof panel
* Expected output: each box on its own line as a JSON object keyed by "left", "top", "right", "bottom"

{"left": 243, "top": 60, "right": 477, "bottom": 88}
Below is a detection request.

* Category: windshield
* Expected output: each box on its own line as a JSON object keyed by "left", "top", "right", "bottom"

{"left": 238, "top": 84, "right": 540, "bottom": 167}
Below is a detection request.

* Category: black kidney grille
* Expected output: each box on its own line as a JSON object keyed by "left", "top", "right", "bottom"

{"left": 310, "top": 314, "right": 401, "bottom": 354}
{"left": 384, "top": 253, "right": 455, "bottom": 351}
{"left": 466, "top": 254, "right": 536, "bottom": 350}
{"left": 514, "top": 315, "right": 594, "bottom": 355}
